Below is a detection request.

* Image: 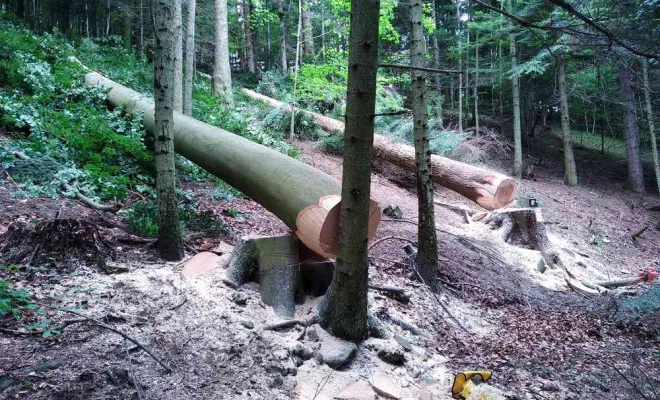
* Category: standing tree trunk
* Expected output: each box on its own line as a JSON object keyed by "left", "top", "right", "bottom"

{"left": 212, "top": 0, "right": 233, "bottom": 104}
{"left": 455, "top": 0, "right": 463, "bottom": 133}
{"left": 474, "top": 30, "right": 479, "bottom": 136}
{"left": 557, "top": 54, "right": 577, "bottom": 185}
{"left": 510, "top": 32, "right": 522, "bottom": 178}
{"left": 301, "top": 0, "right": 314, "bottom": 56}
{"left": 243, "top": 0, "right": 256, "bottom": 73}
{"left": 642, "top": 58, "right": 660, "bottom": 193}
{"left": 183, "top": 0, "right": 196, "bottom": 116}
{"left": 123, "top": 0, "right": 132, "bottom": 50}
{"left": 153, "top": 0, "right": 185, "bottom": 261}
{"left": 173, "top": 0, "right": 183, "bottom": 112}
{"left": 430, "top": 0, "right": 443, "bottom": 127}
{"left": 318, "top": 0, "right": 380, "bottom": 341}
{"left": 289, "top": 0, "right": 302, "bottom": 140}
{"left": 277, "top": 0, "right": 287, "bottom": 74}
{"left": 618, "top": 65, "right": 645, "bottom": 192}
{"left": 410, "top": 0, "right": 438, "bottom": 287}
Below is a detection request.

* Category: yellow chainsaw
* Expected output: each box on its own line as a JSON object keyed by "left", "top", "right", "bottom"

{"left": 452, "top": 370, "right": 493, "bottom": 399}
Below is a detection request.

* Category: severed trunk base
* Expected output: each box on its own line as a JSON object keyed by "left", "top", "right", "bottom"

{"left": 225, "top": 234, "right": 337, "bottom": 319}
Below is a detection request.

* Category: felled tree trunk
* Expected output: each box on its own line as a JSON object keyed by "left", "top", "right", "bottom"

{"left": 85, "top": 72, "right": 380, "bottom": 258}
{"left": 242, "top": 89, "right": 517, "bottom": 210}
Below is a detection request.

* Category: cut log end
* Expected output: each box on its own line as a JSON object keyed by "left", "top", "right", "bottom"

{"left": 296, "top": 195, "right": 381, "bottom": 258}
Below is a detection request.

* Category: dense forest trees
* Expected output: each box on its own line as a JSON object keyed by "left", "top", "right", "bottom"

{"left": 2, "top": 0, "right": 658, "bottom": 334}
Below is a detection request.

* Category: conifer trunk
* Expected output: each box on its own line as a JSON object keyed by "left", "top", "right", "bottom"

{"left": 301, "top": 0, "right": 314, "bottom": 56}
{"left": 474, "top": 30, "right": 479, "bottom": 136}
{"left": 173, "top": 0, "right": 183, "bottom": 112}
{"left": 642, "top": 58, "right": 660, "bottom": 193}
{"left": 410, "top": 0, "right": 438, "bottom": 287}
{"left": 123, "top": 0, "right": 132, "bottom": 50}
{"left": 430, "top": 0, "right": 443, "bottom": 127}
{"left": 243, "top": 0, "right": 256, "bottom": 73}
{"left": 153, "top": 0, "right": 184, "bottom": 261}
{"left": 318, "top": 0, "right": 380, "bottom": 341}
{"left": 212, "top": 0, "right": 233, "bottom": 104}
{"left": 557, "top": 54, "right": 577, "bottom": 185}
{"left": 182, "top": 0, "right": 196, "bottom": 116}
{"left": 277, "top": 0, "right": 287, "bottom": 74}
{"left": 618, "top": 65, "right": 645, "bottom": 192}
{"left": 510, "top": 32, "right": 522, "bottom": 178}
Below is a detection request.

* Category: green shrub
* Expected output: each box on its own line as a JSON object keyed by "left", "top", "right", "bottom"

{"left": 262, "top": 107, "right": 323, "bottom": 140}
{"left": 212, "top": 179, "right": 244, "bottom": 202}
{"left": 121, "top": 201, "right": 160, "bottom": 237}
{"left": 320, "top": 134, "right": 344, "bottom": 154}
{"left": 0, "top": 281, "right": 33, "bottom": 320}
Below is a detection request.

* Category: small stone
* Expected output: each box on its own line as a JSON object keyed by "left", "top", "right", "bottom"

{"left": 383, "top": 204, "right": 403, "bottom": 219}
{"left": 231, "top": 292, "right": 248, "bottom": 306}
{"left": 394, "top": 334, "right": 413, "bottom": 351}
{"left": 541, "top": 380, "right": 561, "bottom": 392}
{"left": 335, "top": 380, "right": 376, "bottom": 400}
{"left": 290, "top": 343, "right": 313, "bottom": 360}
{"left": 269, "top": 376, "right": 284, "bottom": 388}
{"left": 318, "top": 334, "right": 357, "bottom": 369}
{"left": 273, "top": 349, "right": 289, "bottom": 360}
{"left": 371, "top": 373, "right": 402, "bottom": 399}
{"left": 240, "top": 320, "right": 254, "bottom": 329}
{"left": 306, "top": 326, "right": 319, "bottom": 342}
{"left": 278, "top": 359, "right": 297, "bottom": 376}
{"left": 374, "top": 342, "right": 406, "bottom": 365}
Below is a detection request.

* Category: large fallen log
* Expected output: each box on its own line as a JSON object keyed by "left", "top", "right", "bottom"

{"left": 243, "top": 88, "right": 517, "bottom": 210}
{"left": 85, "top": 73, "right": 380, "bottom": 258}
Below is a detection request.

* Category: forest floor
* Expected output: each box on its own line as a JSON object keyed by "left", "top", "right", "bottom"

{"left": 1, "top": 126, "right": 659, "bottom": 400}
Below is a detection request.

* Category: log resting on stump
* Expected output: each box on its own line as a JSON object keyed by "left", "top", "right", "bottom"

{"left": 242, "top": 88, "right": 517, "bottom": 210}
{"left": 85, "top": 73, "right": 380, "bottom": 257}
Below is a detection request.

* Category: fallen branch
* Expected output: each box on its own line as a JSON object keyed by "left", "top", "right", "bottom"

{"left": 631, "top": 224, "right": 649, "bottom": 239}
{"left": 368, "top": 236, "right": 417, "bottom": 251}
{"left": 61, "top": 309, "right": 172, "bottom": 373}
{"left": 263, "top": 316, "right": 318, "bottom": 331}
{"left": 368, "top": 283, "right": 406, "bottom": 294}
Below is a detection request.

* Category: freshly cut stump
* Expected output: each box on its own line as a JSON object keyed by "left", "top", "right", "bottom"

{"left": 0, "top": 218, "right": 114, "bottom": 269}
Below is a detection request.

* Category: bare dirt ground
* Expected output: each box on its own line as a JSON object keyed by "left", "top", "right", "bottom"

{"left": 1, "top": 133, "right": 659, "bottom": 399}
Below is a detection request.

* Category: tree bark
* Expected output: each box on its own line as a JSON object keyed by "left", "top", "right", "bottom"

{"left": 277, "top": 0, "right": 287, "bottom": 74}
{"left": 153, "top": 0, "right": 184, "bottom": 261}
{"left": 123, "top": 0, "right": 132, "bottom": 50}
{"left": 212, "top": 0, "right": 233, "bottom": 104}
{"left": 85, "top": 73, "right": 381, "bottom": 258}
{"left": 183, "top": 0, "right": 196, "bottom": 116}
{"left": 173, "top": 0, "right": 183, "bottom": 113}
{"left": 430, "top": 0, "right": 443, "bottom": 127}
{"left": 456, "top": 0, "right": 463, "bottom": 133}
{"left": 410, "top": 0, "right": 438, "bottom": 287}
{"left": 301, "top": 0, "right": 314, "bottom": 56}
{"left": 557, "top": 54, "right": 577, "bottom": 185}
{"left": 642, "top": 58, "right": 660, "bottom": 193}
{"left": 318, "top": 0, "right": 380, "bottom": 341}
{"left": 510, "top": 32, "right": 522, "bottom": 178}
{"left": 474, "top": 30, "right": 480, "bottom": 136}
{"left": 242, "top": 89, "right": 517, "bottom": 210}
{"left": 618, "top": 65, "right": 645, "bottom": 192}
{"left": 243, "top": 0, "right": 256, "bottom": 73}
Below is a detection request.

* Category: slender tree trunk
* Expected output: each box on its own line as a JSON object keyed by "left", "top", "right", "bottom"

{"left": 410, "top": 0, "right": 438, "bottom": 287}
{"left": 510, "top": 32, "right": 522, "bottom": 178}
{"left": 430, "top": 0, "right": 443, "bottom": 127}
{"left": 455, "top": 0, "right": 463, "bottom": 133}
{"left": 642, "top": 58, "right": 659, "bottom": 193}
{"left": 619, "top": 65, "right": 645, "bottom": 192}
{"left": 277, "top": 0, "right": 287, "bottom": 74}
{"left": 474, "top": 30, "right": 479, "bottom": 136}
{"left": 289, "top": 0, "right": 302, "bottom": 140}
{"left": 153, "top": 0, "right": 184, "bottom": 261}
{"left": 212, "top": 0, "right": 233, "bottom": 104}
{"left": 301, "top": 0, "right": 314, "bottom": 56}
{"left": 318, "top": 0, "right": 380, "bottom": 341}
{"left": 183, "top": 0, "right": 196, "bottom": 116}
{"left": 85, "top": 1, "right": 90, "bottom": 37}
{"left": 557, "top": 54, "right": 577, "bottom": 185}
{"left": 173, "top": 1, "right": 183, "bottom": 112}
{"left": 139, "top": 0, "right": 144, "bottom": 54}
{"left": 243, "top": 0, "right": 256, "bottom": 73}
{"left": 105, "top": 0, "right": 111, "bottom": 35}
{"left": 123, "top": 0, "right": 132, "bottom": 50}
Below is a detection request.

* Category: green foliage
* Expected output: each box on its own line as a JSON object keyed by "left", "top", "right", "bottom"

{"left": 120, "top": 201, "right": 160, "bottom": 237}
{"left": 212, "top": 179, "right": 244, "bottom": 202}
{"left": 319, "top": 134, "right": 344, "bottom": 154}
{"left": 0, "top": 281, "right": 33, "bottom": 320}
{"left": 262, "top": 107, "right": 323, "bottom": 140}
